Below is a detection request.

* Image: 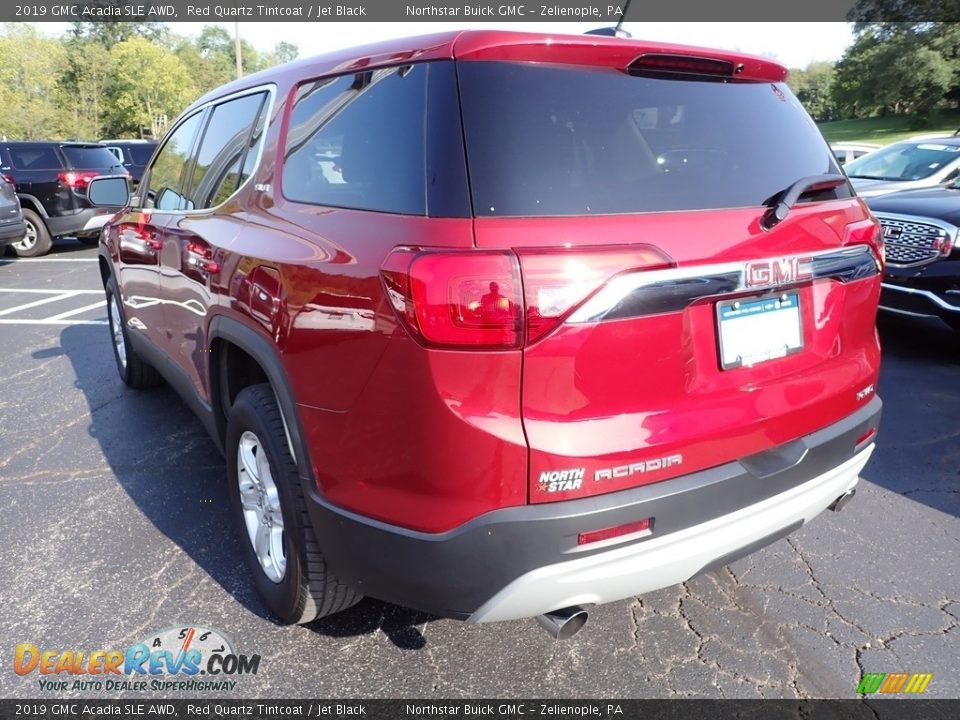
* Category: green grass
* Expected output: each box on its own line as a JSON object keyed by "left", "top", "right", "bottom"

{"left": 818, "top": 109, "right": 960, "bottom": 145}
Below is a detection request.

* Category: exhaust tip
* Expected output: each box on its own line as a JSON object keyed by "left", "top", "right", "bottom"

{"left": 535, "top": 606, "right": 588, "bottom": 640}
{"left": 829, "top": 487, "right": 857, "bottom": 512}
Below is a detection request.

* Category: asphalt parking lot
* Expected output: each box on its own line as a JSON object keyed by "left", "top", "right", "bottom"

{"left": 1, "top": 241, "right": 958, "bottom": 700}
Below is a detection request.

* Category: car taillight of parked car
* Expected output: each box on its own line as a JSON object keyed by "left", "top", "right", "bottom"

{"left": 1, "top": 173, "right": 14, "bottom": 185}
{"left": 58, "top": 171, "right": 101, "bottom": 191}
{"left": 381, "top": 246, "right": 674, "bottom": 349}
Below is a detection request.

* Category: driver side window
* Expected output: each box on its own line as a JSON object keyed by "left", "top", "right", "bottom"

{"left": 145, "top": 111, "right": 203, "bottom": 211}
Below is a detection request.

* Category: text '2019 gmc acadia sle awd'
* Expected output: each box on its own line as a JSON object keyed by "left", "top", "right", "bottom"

{"left": 91, "top": 31, "right": 883, "bottom": 638}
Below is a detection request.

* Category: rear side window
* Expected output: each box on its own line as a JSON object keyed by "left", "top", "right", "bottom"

{"left": 282, "top": 64, "right": 427, "bottom": 215}
{"left": 184, "top": 91, "right": 267, "bottom": 210}
{"left": 457, "top": 62, "right": 841, "bottom": 216}
{"left": 129, "top": 146, "right": 156, "bottom": 166}
{"left": 61, "top": 146, "right": 122, "bottom": 170}
{"left": 145, "top": 112, "right": 204, "bottom": 211}
{"left": 8, "top": 145, "right": 61, "bottom": 171}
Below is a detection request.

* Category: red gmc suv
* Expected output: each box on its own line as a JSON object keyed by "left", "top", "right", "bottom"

{"left": 90, "top": 31, "right": 883, "bottom": 638}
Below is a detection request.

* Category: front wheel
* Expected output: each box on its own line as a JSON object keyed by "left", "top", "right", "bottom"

{"left": 226, "top": 384, "right": 361, "bottom": 624}
{"left": 12, "top": 209, "right": 53, "bottom": 257}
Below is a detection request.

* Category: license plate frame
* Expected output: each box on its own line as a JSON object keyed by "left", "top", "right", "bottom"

{"left": 716, "top": 291, "right": 804, "bottom": 370}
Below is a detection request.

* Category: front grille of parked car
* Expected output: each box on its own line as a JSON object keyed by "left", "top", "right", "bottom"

{"left": 877, "top": 216, "right": 952, "bottom": 267}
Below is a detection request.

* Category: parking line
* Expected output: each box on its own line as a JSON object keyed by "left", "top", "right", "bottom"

{"left": 44, "top": 300, "right": 107, "bottom": 321}
{"left": 0, "top": 318, "right": 107, "bottom": 326}
{"left": 0, "top": 258, "right": 99, "bottom": 263}
{"left": 0, "top": 293, "right": 77, "bottom": 317}
{"left": 0, "top": 288, "right": 102, "bottom": 294}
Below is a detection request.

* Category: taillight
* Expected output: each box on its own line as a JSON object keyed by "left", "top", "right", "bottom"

{"left": 381, "top": 245, "right": 673, "bottom": 349}
{"left": 1, "top": 173, "right": 14, "bottom": 185}
{"left": 58, "top": 171, "right": 99, "bottom": 191}
{"left": 381, "top": 250, "right": 523, "bottom": 349}
{"left": 844, "top": 217, "right": 884, "bottom": 269}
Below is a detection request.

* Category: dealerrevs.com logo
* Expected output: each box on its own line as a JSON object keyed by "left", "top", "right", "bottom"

{"left": 14, "top": 626, "right": 261, "bottom": 692}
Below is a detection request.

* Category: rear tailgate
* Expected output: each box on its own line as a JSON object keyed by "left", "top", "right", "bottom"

{"left": 457, "top": 54, "right": 882, "bottom": 503}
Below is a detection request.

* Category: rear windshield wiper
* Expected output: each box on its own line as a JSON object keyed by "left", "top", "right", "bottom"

{"left": 762, "top": 174, "right": 847, "bottom": 230}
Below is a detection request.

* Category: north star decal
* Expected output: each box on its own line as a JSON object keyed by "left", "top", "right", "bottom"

{"left": 594, "top": 455, "right": 683, "bottom": 481}
{"left": 537, "top": 468, "right": 585, "bottom": 493}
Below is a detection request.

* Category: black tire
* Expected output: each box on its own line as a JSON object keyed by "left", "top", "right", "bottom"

{"left": 105, "top": 279, "right": 161, "bottom": 389}
{"left": 77, "top": 235, "right": 100, "bottom": 246}
{"left": 226, "top": 384, "right": 361, "bottom": 624}
{"left": 12, "top": 209, "right": 53, "bottom": 257}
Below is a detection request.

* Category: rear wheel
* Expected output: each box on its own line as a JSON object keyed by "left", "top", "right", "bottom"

{"left": 12, "top": 209, "right": 52, "bottom": 257}
{"left": 77, "top": 235, "right": 100, "bottom": 246}
{"left": 105, "top": 279, "right": 161, "bottom": 389}
{"left": 226, "top": 384, "right": 361, "bottom": 624}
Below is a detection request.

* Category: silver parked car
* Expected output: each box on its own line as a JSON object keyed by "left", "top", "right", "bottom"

{"left": 846, "top": 137, "right": 960, "bottom": 197}
{"left": 830, "top": 142, "right": 879, "bottom": 165}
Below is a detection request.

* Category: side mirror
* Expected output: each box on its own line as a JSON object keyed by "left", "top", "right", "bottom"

{"left": 87, "top": 175, "right": 130, "bottom": 207}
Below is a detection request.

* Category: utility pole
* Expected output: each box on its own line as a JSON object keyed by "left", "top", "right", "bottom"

{"left": 234, "top": 22, "right": 243, "bottom": 79}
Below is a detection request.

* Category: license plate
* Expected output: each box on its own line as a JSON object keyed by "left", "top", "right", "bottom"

{"left": 717, "top": 292, "right": 803, "bottom": 370}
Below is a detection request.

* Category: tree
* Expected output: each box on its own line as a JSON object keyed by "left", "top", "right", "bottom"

{"left": 0, "top": 26, "right": 69, "bottom": 139}
{"left": 788, "top": 62, "right": 837, "bottom": 121}
{"left": 195, "top": 25, "right": 261, "bottom": 77}
{"left": 832, "top": 23, "right": 959, "bottom": 118}
{"left": 848, "top": 0, "right": 960, "bottom": 25}
{"left": 59, "top": 38, "right": 114, "bottom": 140}
{"left": 173, "top": 36, "right": 233, "bottom": 96}
{"left": 67, "top": 2, "right": 168, "bottom": 47}
{"left": 108, "top": 37, "right": 197, "bottom": 138}
{"left": 271, "top": 41, "right": 299, "bottom": 66}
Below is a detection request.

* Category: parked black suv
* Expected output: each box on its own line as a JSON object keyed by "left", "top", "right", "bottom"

{"left": 0, "top": 141, "right": 128, "bottom": 257}
{"left": 866, "top": 185, "right": 960, "bottom": 330}
{"left": 99, "top": 140, "right": 158, "bottom": 187}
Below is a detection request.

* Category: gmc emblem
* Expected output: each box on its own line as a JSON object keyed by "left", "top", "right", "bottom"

{"left": 745, "top": 257, "right": 813, "bottom": 288}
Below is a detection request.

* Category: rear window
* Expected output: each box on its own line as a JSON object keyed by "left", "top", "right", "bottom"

{"left": 61, "top": 146, "right": 123, "bottom": 170}
{"left": 457, "top": 62, "right": 840, "bottom": 217}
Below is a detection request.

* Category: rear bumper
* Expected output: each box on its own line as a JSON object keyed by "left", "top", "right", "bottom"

{"left": 0, "top": 218, "right": 26, "bottom": 245}
{"left": 472, "top": 445, "right": 870, "bottom": 622}
{"left": 305, "top": 396, "right": 881, "bottom": 621}
{"left": 45, "top": 208, "right": 117, "bottom": 238}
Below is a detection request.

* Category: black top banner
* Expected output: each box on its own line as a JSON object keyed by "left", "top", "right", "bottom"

{"left": 5, "top": 0, "right": 960, "bottom": 22}
{"left": 0, "top": 700, "right": 957, "bottom": 720}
